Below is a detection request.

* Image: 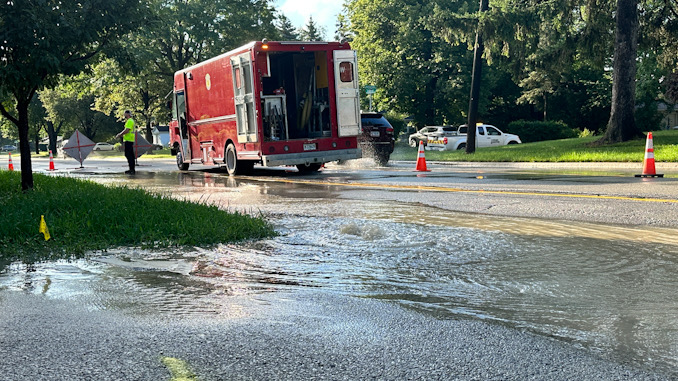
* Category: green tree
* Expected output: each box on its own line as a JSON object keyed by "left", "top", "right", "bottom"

{"left": 40, "top": 77, "right": 120, "bottom": 143}
{"left": 596, "top": 0, "right": 643, "bottom": 143}
{"left": 299, "top": 16, "right": 325, "bottom": 41}
{"left": 141, "top": 0, "right": 278, "bottom": 80}
{"left": 346, "top": 0, "right": 475, "bottom": 126}
{"left": 39, "top": 89, "right": 72, "bottom": 154}
{"left": 104, "top": 0, "right": 279, "bottom": 144}
{"left": 335, "top": 12, "right": 353, "bottom": 42}
{"left": 91, "top": 59, "right": 169, "bottom": 144}
{"left": 0, "top": 0, "right": 146, "bottom": 190}
{"left": 28, "top": 97, "right": 48, "bottom": 154}
{"left": 277, "top": 13, "right": 300, "bottom": 41}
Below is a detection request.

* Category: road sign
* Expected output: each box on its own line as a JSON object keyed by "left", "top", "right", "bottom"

{"left": 365, "top": 85, "right": 377, "bottom": 94}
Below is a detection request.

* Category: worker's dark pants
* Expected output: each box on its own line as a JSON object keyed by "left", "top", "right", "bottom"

{"left": 124, "top": 141, "right": 135, "bottom": 171}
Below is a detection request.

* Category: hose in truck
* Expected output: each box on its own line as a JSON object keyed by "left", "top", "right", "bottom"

{"left": 298, "top": 70, "right": 314, "bottom": 130}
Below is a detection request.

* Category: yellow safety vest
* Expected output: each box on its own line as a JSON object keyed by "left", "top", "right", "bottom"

{"left": 123, "top": 118, "right": 135, "bottom": 142}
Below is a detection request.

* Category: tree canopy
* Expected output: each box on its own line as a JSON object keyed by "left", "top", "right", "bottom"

{"left": 0, "top": 0, "right": 148, "bottom": 190}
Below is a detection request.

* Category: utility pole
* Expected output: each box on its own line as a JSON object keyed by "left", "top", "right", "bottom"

{"left": 466, "top": 0, "right": 489, "bottom": 154}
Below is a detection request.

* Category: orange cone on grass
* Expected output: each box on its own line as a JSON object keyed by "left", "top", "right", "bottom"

{"left": 8, "top": 152, "right": 14, "bottom": 171}
{"left": 635, "top": 132, "right": 663, "bottom": 178}
{"left": 415, "top": 141, "right": 430, "bottom": 172}
{"left": 48, "top": 150, "right": 55, "bottom": 171}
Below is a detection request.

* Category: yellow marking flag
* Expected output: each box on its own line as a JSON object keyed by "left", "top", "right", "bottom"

{"left": 39, "top": 215, "right": 51, "bottom": 241}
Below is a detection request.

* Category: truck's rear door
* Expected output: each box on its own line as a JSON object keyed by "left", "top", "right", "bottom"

{"left": 333, "top": 50, "right": 360, "bottom": 137}
{"left": 174, "top": 74, "right": 190, "bottom": 158}
{"left": 231, "top": 53, "right": 257, "bottom": 143}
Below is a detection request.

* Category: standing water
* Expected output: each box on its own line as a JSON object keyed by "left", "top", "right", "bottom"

{"left": 2, "top": 172, "right": 678, "bottom": 374}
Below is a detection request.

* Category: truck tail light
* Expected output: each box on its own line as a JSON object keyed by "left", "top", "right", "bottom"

{"left": 443, "top": 137, "right": 448, "bottom": 144}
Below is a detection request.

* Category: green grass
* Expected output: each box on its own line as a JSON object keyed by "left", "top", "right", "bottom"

{"left": 391, "top": 130, "right": 678, "bottom": 162}
{"left": 0, "top": 172, "right": 276, "bottom": 266}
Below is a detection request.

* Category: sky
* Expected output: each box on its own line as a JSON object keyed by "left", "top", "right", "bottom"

{"left": 274, "top": 0, "right": 343, "bottom": 40}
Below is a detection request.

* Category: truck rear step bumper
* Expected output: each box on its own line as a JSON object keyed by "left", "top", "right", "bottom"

{"left": 261, "top": 148, "right": 361, "bottom": 167}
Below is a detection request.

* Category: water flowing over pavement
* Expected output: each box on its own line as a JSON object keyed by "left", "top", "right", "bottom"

{"left": 3, "top": 159, "right": 678, "bottom": 379}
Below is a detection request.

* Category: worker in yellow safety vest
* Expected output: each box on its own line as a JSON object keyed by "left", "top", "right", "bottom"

{"left": 115, "top": 110, "right": 136, "bottom": 175}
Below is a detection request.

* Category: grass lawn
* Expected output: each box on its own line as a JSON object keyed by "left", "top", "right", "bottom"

{"left": 391, "top": 130, "right": 678, "bottom": 162}
{"left": 0, "top": 172, "right": 276, "bottom": 267}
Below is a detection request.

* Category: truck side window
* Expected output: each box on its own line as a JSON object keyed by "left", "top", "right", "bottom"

{"left": 487, "top": 126, "right": 500, "bottom": 135}
{"left": 234, "top": 68, "right": 241, "bottom": 89}
{"left": 171, "top": 95, "right": 178, "bottom": 120}
{"left": 478, "top": 127, "right": 485, "bottom": 135}
{"left": 339, "top": 62, "right": 353, "bottom": 82}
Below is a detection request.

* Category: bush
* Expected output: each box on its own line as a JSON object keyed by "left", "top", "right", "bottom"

{"left": 578, "top": 128, "right": 596, "bottom": 138}
{"left": 505, "top": 120, "right": 577, "bottom": 143}
{"left": 383, "top": 111, "right": 407, "bottom": 138}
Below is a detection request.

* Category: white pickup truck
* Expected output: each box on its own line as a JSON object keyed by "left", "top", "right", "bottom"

{"left": 426, "top": 124, "right": 521, "bottom": 151}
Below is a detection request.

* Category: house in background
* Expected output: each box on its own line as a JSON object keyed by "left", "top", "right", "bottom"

{"left": 658, "top": 103, "right": 678, "bottom": 129}
{"left": 152, "top": 125, "right": 170, "bottom": 147}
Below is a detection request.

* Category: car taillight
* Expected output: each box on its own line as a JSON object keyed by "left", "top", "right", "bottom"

{"left": 386, "top": 127, "right": 394, "bottom": 134}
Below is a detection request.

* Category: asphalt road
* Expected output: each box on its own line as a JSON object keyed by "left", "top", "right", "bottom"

{"left": 0, "top": 290, "right": 672, "bottom": 380}
{"left": 2, "top": 155, "right": 678, "bottom": 380}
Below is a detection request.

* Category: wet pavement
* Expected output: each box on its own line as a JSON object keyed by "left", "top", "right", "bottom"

{"left": 3, "top": 156, "right": 678, "bottom": 379}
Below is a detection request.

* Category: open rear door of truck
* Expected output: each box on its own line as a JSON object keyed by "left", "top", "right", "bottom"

{"left": 333, "top": 50, "right": 361, "bottom": 137}
{"left": 174, "top": 73, "right": 190, "bottom": 159}
{"left": 231, "top": 53, "right": 258, "bottom": 143}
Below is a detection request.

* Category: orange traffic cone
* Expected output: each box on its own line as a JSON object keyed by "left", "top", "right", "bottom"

{"left": 48, "top": 150, "right": 56, "bottom": 171}
{"left": 8, "top": 152, "right": 14, "bottom": 171}
{"left": 415, "top": 141, "right": 430, "bottom": 172}
{"left": 635, "top": 132, "right": 663, "bottom": 178}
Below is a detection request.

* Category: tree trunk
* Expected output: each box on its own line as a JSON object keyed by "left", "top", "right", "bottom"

{"left": 34, "top": 132, "right": 40, "bottom": 154}
{"left": 597, "top": 0, "right": 643, "bottom": 144}
{"left": 17, "top": 101, "right": 34, "bottom": 191}
{"left": 47, "top": 120, "right": 61, "bottom": 154}
{"left": 466, "top": 0, "right": 489, "bottom": 154}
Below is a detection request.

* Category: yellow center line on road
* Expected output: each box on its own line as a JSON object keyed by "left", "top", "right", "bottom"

{"left": 248, "top": 177, "right": 678, "bottom": 204}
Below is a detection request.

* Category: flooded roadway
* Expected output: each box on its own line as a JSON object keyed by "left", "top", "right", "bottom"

{"left": 3, "top": 161, "right": 678, "bottom": 376}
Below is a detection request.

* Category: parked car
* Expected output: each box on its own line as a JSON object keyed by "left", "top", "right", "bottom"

{"left": 359, "top": 113, "right": 395, "bottom": 166}
{"left": 408, "top": 126, "right": 458, "bottom": 147}
{"left": 1, "top": 144, "right": 17, "bottom": 151}
{"left": 93, "top": 142, "right": 115, "bottom": 151}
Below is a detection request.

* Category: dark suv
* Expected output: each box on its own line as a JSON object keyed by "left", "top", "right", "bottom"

{"left": 359, "top": 113, "right": 395, "bottom": 166}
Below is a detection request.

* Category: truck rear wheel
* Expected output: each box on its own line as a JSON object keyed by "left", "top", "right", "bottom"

{"left": 296, "top": 163, "right": 322, "bottom": 173}
{"left": 225, "top": 143, "right": 253, "bottom": 176}
{"left": 456, "top": 143, "right": 467, "bottom": 150}
{"left": 176, "top": 151, "right": 189, "bottom": 171}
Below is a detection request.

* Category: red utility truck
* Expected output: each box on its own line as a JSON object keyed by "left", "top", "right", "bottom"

{"left": 169, "top": 40, "right": 362, "bottom": 174}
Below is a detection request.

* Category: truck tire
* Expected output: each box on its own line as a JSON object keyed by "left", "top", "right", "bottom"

{"left": 456, "top": 143, "right": 466, "bottom": 150}
{"left": 225, "top": 143, "right": 253, "bottom": 176}
{"left": 176, "top": 151, "right": 189, "bottom": 171}
{"left": 508, "top": 141, "right": 519, "bottom": 145}
{"left": 296, "top": 163, "right": 322, "bottom": 173}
